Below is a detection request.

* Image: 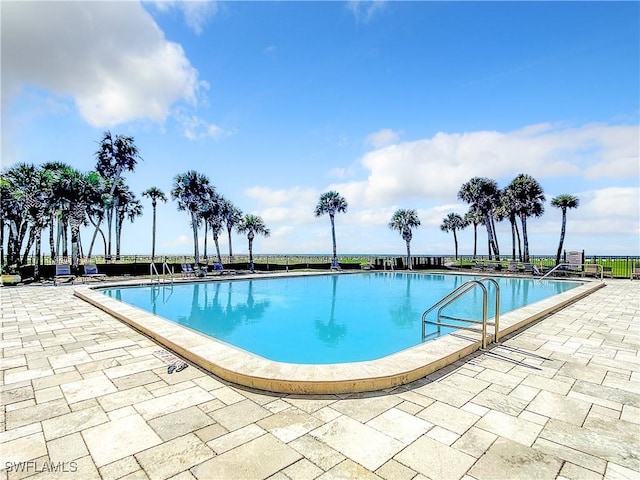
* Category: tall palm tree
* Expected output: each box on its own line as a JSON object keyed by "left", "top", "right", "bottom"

{"left": 204, "top": 194, "right": 225, "bottom": 264}
{"left": 237, "top": 214, "right": 270, "bottom": 272}
{"left": 388, "top": 209, "right": 421, "bottom": 269}
{"left": 440, "top": 212, "right": 466, "bottom": 261}
{"left": 496, "top": 186, "right": 522, "bottom": 261}
{"left": 222, "top": 199, "right": 243, "bottom": 259}
{"left": 171, "top": 171, "right": 214, "bottom": 265}
{"left": 314, "top": 191, "right": 348, "bottom": 267}
{"left": 464, "top": 207, "right": 483, "bottom": 260}
{"left": 116, "top": 192, "right": 143, "bottom": 260}
{"left": 509, "top": 174, "right": 545, "bottom": 262}
{"left": 458, "top": 177, "right": 501, "bottom": 260}
{"left": 142, "top": 187, "right": 167, "bottom": 262}
{"left": 87, "top": 131, "right": 141, "bottom": 260}
{"left": 551, "top": 194, "right": 580, "bottom": 265}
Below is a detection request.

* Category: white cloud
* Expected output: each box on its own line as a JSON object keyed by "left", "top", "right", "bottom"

{"left": 346, "top": 0, "right": 386, "bottom": 23}
{"left": 179, "top": 113, "right": 231, "bottom": 140}
{"left": 2, "top": 2, "right": 204, "bottom": 127}
{"left": 365, "top": 128, "right": 402, "bottom": 148}
{"left": 152, "top": 0, "right": 218, "bottom": 35}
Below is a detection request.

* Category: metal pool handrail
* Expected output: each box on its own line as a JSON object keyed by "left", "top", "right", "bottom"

{"left": 421, "top": 278, "right": 500, "bottom": 349}
{"left": 539, "top": 263, "right": 602, "bottom": 281}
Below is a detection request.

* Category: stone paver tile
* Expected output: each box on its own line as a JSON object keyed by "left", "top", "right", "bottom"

{"left": 605, "top": 462, "right": 639, "bottom": 480}
{"left": 192, "top": 433, "right": 302, "bottom": 480}
{"left": 310, "top": 416, "right": 404, "bottom": 471}
{"left": 452, "top": 426, "right": 497, "bottom": 458}
{"left": 468, "top": 437, "right": 562, "bottom": 480}
{"left": 34, "top": 386, "right": 64, "bottom": 404}
{"left": 330, "top": 394, "right": 401, "bottom": 423}
{"left": 312, "top": 406, "right": 342, "bottom": 423}
{"left": 527, "top": 390, "right": 591, "bottom": 426}
{"left": 521, "top": 374, "right": 573, "bottom": 395}
{"left": 395, "top": 435, "right": 476, "bottom": 480}
{"left": 98, "top": 456, "right": 141, "bottom": 480}
{"left": 42, "top": 405, "right": 109, "bottom": 440}
{"left": 509, "top": 383, "right": 541, "bottom": 402}
{"left": 284, "top": 395, "right": 339, "bottom": 414}
{"left": 0, "top": 423, "right": 41, "bottom": 444}
{"left": 289, "top": 435, "right": 345, "bottom": 471}
{"left": 134, "top": 386, "right": 214, "bottom": 420}
{"left": 48, "top": 350, "right": 93, "bottom": 369}
{"left": 111, "top": 371, "right": 162, "bottom": 390}
{"left": 317, "top": 459, "right": 382, "bottom": 480}
{"left": 207, "top": 424, "right": 266, "bottom": 454}
{"left": 103, "top": 358, "right": 165, "bottom": 380}
{"left": 476, "top": 368, "right": 525, "bottom": 390}
{"left": 461, "top": 401, "right": 490, "bottom": 417}
{"left": 542, "top": 417, "right": 639, "bottom": 472}
{"left": 195, "top": 423, "right": 228, "bottom": 443}
{"left": 4, "top": 367, "right": 54, "bottom": 385}
{"left": 209, "top": 399, "right": 271, "bottom": 432}
{"left": 438, "top": 372, "right": 491, "bottom": 395}
{"left": 425, "top": 425, "right": 460, "bottom": 446}
{"left": 417, "top": 400, "right": 480, "bottom": 435}
{"left": 256, "top": 408, "right": 324, "bottom": 443}
{"left": 395, "top": 389, "right": 436, "bottom": 408}
{"left": 147, "top": 406, "right": 214, "bottom": 441}
{"left": 366, "top": 407, "right": 432, "bottom": 444}
{"left": 572, "top": 380, "right": 639, "bottom": 409}
{"left": 1, "top": 385, "right": 34, "bottom": 406}
{"left": 135, "top": 433, "right": 214, "bottom": 479}
{"left": 472, "top": 388, "right": 529, "bottom": 416}
{"left": 558, "top": 362, "right": 608, "bottom": 385}
{"left": 60, "top": 374, "right": 118, "bottom": 404}
{"left": 282, "top": 459, "right": 324, "bottom": 480}
{"left": 475, "top": 409, "right": 543, "bottom": 447}
{"left": 82, "top": 414, "right": 162, "bottom": 467}
{"left": 518, "top": 410, "right": 549, "bottom": 426}
{"left": 47, "top": 432, "right": 89, "bottom": 463}
{"left": 211, "top": 386, "right": 246, "bottom": 405}
{"left": 5, "top": 399, "right": 35, "bottom": 412}
{"left": 558, "top": 462, "right": 604, "bottom": 480}
{"left": 32, "top": 370, "right": 83, "bottom": 390}
{"left": 534, "top": 436, "right": 606, "bottom": 474}
{"left": 375, "top": 459, "right": 417, "bottom": 480}
{"left": 620, "top": 405, "right": 640, "bottom": 424}
{"left": 29, "top": 455, "right": 102, "bottom": 480}
{"left": 1, "top": 432, "right": 47, "bottom": 464}
{"left": 5, "top": 398, "right": 70, "bottom": 429}
{"left": 98, "top": 386, "right": 155, "bottom": 412}
{"left": 412, "top": 382, "right": 476, "bottom": 408}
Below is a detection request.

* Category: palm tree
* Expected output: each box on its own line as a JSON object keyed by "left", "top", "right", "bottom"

{"left": 171, "top": 171, "right": 214, "bottom": 265}
{"left": 440, "top": 213, "right": 466, "bottom": 261}
{"left": 551, "top": 194, "right": 580, "bottom": 265}
{"left": 388, "top": 209, "right": 421, "bottom": 269}
{"left": 237, "top": 214, "right": 270, "bottom": 272}
{"left": 314, "top": 191, "right": 348, "bottom": 267}
{"left": 509, "top": 174, "right": 545, "bottom": 262}
{"left": 87, "top": 131, "right": 141, "bottom": 260}
{"left": 458, "top": 177, "right": 501, "bottom": 260}
{"left": 464, "top": 208, "right": 483, "bottom": 260}
{"left": 222, "top": 199, "right": 243, "bottom": 259}
{"left": 496, "top": 186, "right": 522, "bottom": 261}
{"left": 204, "top": 194, "right": 225, "bottom": 264}
{"left": 116, "top": 192, "right": 143, "bottom": 260}
{"left": 142, "top": 187, "right": 167, "bottom": 262}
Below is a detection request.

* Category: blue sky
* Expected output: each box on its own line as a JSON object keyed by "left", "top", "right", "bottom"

{"left": 2, "top": 1, "right": 639, "bottom": 257}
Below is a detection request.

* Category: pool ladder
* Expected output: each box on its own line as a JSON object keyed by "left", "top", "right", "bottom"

{"left": 150, "top": 262, "right": 175, "bottom": 284}
{"left": 421, "top": 278, "right": 500, "bottom": 350}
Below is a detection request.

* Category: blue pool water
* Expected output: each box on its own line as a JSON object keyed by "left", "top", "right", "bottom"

{"left": 100, "top": 273, "right": 581, "bottom": 364}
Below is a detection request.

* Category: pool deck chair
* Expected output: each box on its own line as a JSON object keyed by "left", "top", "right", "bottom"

{"left": 82, "top": 263, "right": 106, "bottom": 283}
{"left": 181, "top": 264, "right": 196, "bottom": 277}
{"left": 54, "top": 264, "right": 76, "bottom": 286}
{"left": 213, "top": 263, "right": 236, "bottom": 276}
{"left": 632, "top": 263, "right": 640, "bottom": 280}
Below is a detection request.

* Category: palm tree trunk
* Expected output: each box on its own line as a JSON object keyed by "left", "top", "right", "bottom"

{"left": 151, "top": 205, "right": 157, "bottom": 262}
{"left": 34, "top": 230, "right": 42, "bottom": 280}
{"left": 227, "top": 227, "right": 233, "bottom": 258}
{"left": 49, "top": 214, "right": 56, "bottom": 263}
{"left": 453, "top": 229, "right": 459, "bottom": 260}
{"left": 213, "top": 234, "right": 222, "bottom": 263}
{"left": 203, "top": 222, "right": 208, "bottom": 261}
{"left": 472, "top": 223, "right": 477, "bottom": 260}
{"left": 248, "top": 237, "right": 254, "bottom": 271}
{"left": 330, "top": 214, "right": 337, "bottom": 261}
{"left": 405, "top": 239, "right": 412, "bottom": 270}
{"left": 555, "top": 208, "right": 567, "bottom": 265}
{"left": 520, "top": 214, "right": 529, "bottom": 262}
{"left": 515, "top": 223, "right": 522, "bottom": 262}
{"left": 71, "top": 223, "right": 80, "bottom": 267}
{"left": 510, "top": 219, "right": 517, "bottom": 261}
{"left": 191, "top": 213, "right": 200, "bottom": 264}
{"left": 116, "top": 214, "right": 122, "bottom": 261}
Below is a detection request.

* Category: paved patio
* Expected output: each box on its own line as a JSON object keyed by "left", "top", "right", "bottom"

{"left": 1, "top": 278, "right": 638, "bottom": 479}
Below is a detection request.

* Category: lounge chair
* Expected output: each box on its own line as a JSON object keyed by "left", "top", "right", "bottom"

{"left": 523, "top": 264, "right": 542, "bottom": 276}
{"left": 82, "top": 263, "right": 106, "bottom": 283}
{"left": 632, "top": 263, "right": 640, "bottom": 280}
{"left": 330, "top": 259, "right": 341, "bottom": 271}
{"left": 583, "top": 264, "right": 600, "bottom": 278}
{"left": 54, "top": 264, "right": 76, "bottom": 286}
{"left": 181, "top": 264, "right": 196, "bottom": 278}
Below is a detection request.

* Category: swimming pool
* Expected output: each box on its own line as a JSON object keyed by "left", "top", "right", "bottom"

{"left": 100, "top": 272, "right": 581, "bottom": 364}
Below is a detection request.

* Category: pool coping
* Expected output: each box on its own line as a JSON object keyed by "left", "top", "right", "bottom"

{"left": 74, "top": 272, "right": 605, "bottom": 394}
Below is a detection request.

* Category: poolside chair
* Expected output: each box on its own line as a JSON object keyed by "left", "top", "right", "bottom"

{"left": 82, "top": 263, "right": 106, "bottom": 283}
{"left": 583, "top": 264, "right": 600, "bottom": 278}
{"left": 181, "top": 264, "right": 196, "bottom": 277}
{"left": 54, "top": 264, "right": 76, "bottom": 286}
{"left": 632, "top": 263, "right": 640, "bottom": 280}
